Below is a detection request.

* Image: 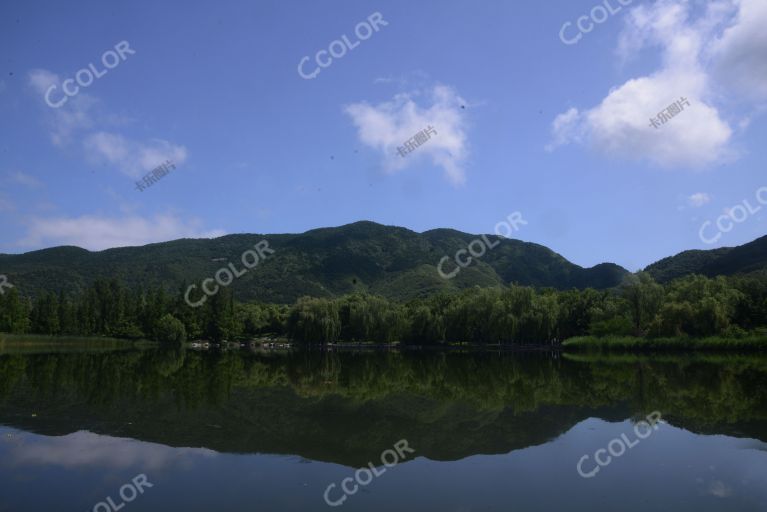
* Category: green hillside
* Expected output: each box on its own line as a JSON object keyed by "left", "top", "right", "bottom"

{"left": 4, "top": 222, "right": 766, "bottom": 303}
{"left": 1, "top": 221, "right": 628, "bottom": 302}
{"left": 645, "top": 235, "right": 767, "bottom": 282}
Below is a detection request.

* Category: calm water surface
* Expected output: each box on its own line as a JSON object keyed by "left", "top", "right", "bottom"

{"left": 0, "top": 345, "right": 766, "bottom": 511}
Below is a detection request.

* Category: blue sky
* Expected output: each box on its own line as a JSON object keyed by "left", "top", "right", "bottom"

{"left": 0, "top": 0, "right": 765, "bottom": 271}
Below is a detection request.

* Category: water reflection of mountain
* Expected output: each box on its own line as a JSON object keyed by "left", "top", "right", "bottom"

{"left": 0, "top": 349, "right": 765, "bottom": 466}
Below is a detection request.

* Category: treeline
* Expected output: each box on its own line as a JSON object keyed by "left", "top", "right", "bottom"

{"left": 0, "top": 282, "right": 286, "bottom": 345}
{"left": 286, "top": 272, "right": 767, "bottom": 344}
{"left": 0, "top": 271, "right": 766, "bottom": 344}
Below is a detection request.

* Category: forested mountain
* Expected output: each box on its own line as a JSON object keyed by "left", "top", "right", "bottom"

{"left": 0, "top": 221, "right": 628, "bottom": 302}
{"left": 2, "top": 223, "right": 767, "bottom": 343}
{"left": 645, "top": 235, "right": 767, "bottom": 283}
{"left": 3, "top": 222, "right": 766, "bottom": 305}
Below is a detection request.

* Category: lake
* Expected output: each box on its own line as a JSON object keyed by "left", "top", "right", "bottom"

{"left": 0, "top": 345, "right": 766, "bottom": 511}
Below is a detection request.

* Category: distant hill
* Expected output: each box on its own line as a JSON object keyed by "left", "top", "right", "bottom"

{"left": 4, "top": 222, "right": 764, "bottom": 302}
{"left": 645, "top": 235, "right": 767, "bottom": 282}
{"left": 0, "top": 221, "right": 629, "bottom": 302}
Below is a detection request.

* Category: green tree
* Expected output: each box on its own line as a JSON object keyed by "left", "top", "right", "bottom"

{"left": 621, "top": 272, "right": 664, "bottom": 334}
{"left": 154, "top": 314, "right": 187, "bottom": 345}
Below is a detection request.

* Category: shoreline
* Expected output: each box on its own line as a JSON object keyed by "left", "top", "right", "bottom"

{"left": 3, "top": 333, "right": 766, "bottom": 352}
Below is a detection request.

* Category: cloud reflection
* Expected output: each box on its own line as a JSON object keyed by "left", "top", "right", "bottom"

{"left": 5, "top": 429, "right": 218, "bottom": 470}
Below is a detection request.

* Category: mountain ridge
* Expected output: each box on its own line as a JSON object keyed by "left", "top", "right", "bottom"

{"left": 644, "top": 234, "right": 767, "bottom": 282}
{"left": 2, "top": 221, "right": 766, "bottom": 302}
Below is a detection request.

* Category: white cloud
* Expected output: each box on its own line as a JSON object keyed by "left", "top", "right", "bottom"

{"left": 549, "top": 0, "right": 765, "bottom": 169}
{"left": 545, "top": 107, "right": 582, "bottom": 151}
{"left": 344, "top": 85, "right": 469, "bottom": 186}
{"left": 27, "top": 68, "right": 58, "bottom": 96}
{"left": 549, "top": 72, "right": 732, "bottom": 167}
{"left": 28, "top": 69, "right": 97, "bottom": 147}
{"left": 28, "top": 69, "right": 189, "bottom": 176}
{"left": 18, "top": 213, "right": 225, "bottom": 251}
{"left": 706, "top": 479, "right": 733, "bottom": 498}
{"left": 709, "top": 0, "right": 767, "bottom": 102}
{"left": 84, "top": 132, "right": 188, "bottom": 178}
{"left": 7, "top": 171, "right": 43, "bottom": 188}
{"left": 688, "top": 192, "right": 712, "bottom": 207}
